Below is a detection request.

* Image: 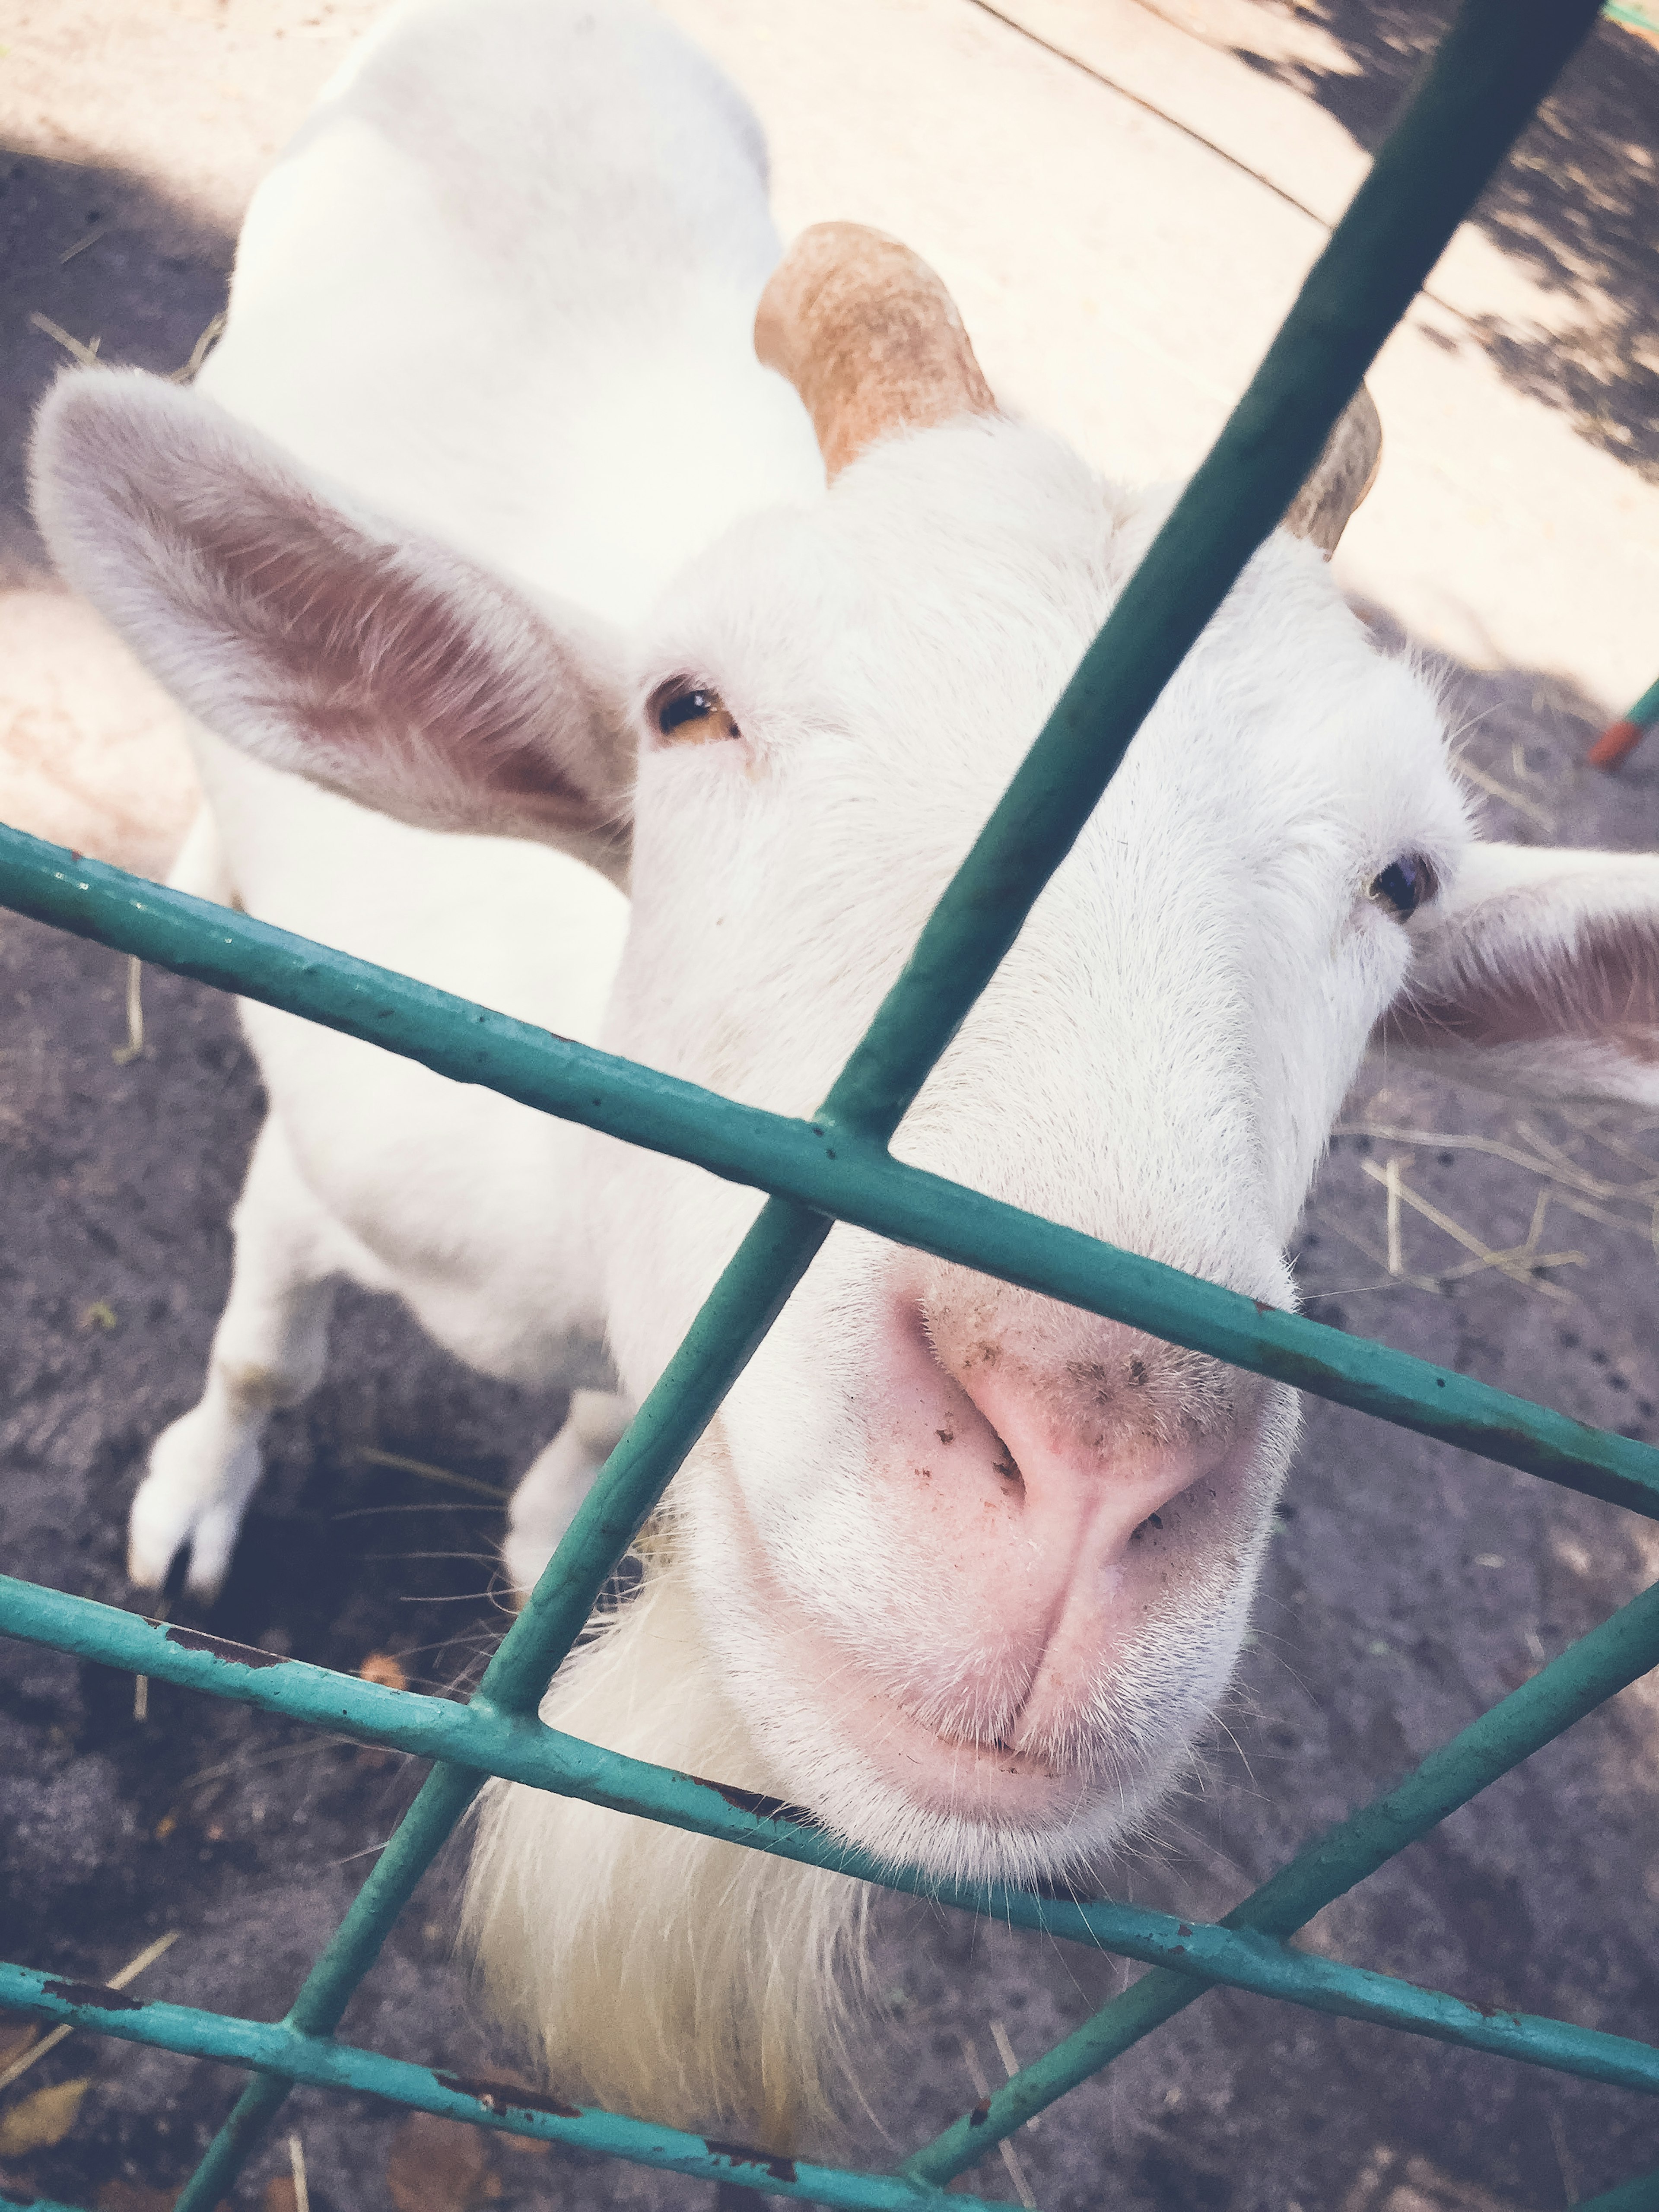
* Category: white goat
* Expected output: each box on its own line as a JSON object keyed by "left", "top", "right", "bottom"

{"left": 30, "top": 0, "right": 1659, "bottom": 2150}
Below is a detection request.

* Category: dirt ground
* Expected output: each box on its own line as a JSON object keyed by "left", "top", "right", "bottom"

{"left": 1, "top": 3, "right": 1658, "bottom": 2210}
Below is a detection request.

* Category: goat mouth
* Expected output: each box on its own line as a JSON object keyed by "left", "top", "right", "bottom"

{"left": 886, "top": 1697, "right": 1066, "bottom": 1783}
{"left": 694, "top": 1421, "right": 1226, "bottom": 1831}
{"left": 760, "top": 1599, "right": 1094, "bottom": 1816}
{"left": 798, "top": 1646, "right": 1108, "bottom": 1830}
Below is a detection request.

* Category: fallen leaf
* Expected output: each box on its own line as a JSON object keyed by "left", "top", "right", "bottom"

{"left": 386, "top": 2110, "right": 495, "bottom": 2211}
{"left": 261, "top": 2178, "right": 298, "bottom": 2212}
{"left": 0, "top": 2075, "right": 91, "bottom": 2157}
{"left": 0, "top": 2016, "right": 39, "bottom": 2072}
{"left": 500, "top": 2131, "right": 551, "bottom": 2156}
{"left": 359, "top": 1651, "right": 408, "bottom": 1693}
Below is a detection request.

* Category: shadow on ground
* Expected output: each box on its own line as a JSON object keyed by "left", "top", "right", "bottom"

{"left": 0, "top": 151, "right": 232, "bottom": 582}
{"left": 1225, "top": 0, "right": 1659, "bottom": 484}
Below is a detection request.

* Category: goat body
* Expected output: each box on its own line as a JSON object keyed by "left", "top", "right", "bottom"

{"left": 30, "top": 0, "right": 1659, "bottom": 2147}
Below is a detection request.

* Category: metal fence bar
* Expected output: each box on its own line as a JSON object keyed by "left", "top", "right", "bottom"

{"left": 1578, "top": 2170, "right": 1659, "bottom": 2212}
{"left": 7, "top": 1574, "right": 1659, "bottom": 2091}
{"left": 7, "top": 828, "right": 1658, "bottom": 1525}
{"left": 2, "top": 1568, "right": 1655, "bottom": 1955}
{"left": 904, "top": 1579, "right": 1659, "bottom": 2176}
{"left": 819, "top": 0, "right": 1605, "bottom": 1140}
{"left": 0, "top": 1966, "right": 998, "bottom": 2212}
{"left": 6, "top": 1891, "right": 1657, "bottom": 2125}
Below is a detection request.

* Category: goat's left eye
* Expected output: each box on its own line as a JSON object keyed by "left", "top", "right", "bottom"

{"left": 1369, "top": 854, "right": 1434, "bottom": 920}
{"left": 651, "top": 682, "right": 741, "bottom": 745}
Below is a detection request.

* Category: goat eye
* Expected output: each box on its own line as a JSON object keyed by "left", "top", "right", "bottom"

{"left": 652, "top": 683, "right": 741, "bottom": 745}
{"left": 1369, "top": 854, "right": 1434, "bottom": 920}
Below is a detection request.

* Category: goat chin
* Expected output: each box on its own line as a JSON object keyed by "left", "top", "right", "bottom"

{"left": 461, "top": 1546, "right": 871, "bottom": 2154}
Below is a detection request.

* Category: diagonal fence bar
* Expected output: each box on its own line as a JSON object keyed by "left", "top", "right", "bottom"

{"left": 6, "top": 1914, "right": 1659, "bottom": 2151}
{"left": 904, "top": 1579, "right": 1659, "bottom": 2177}
{"left": 1577, "top": 2172, "right": 1659, "bottom": 2212}
{"left": 817, "top": 0, "right": 1608, "bottom": 1138}
{"left": 4, "top": 1576, "right": 1659, "bottom": 2096}
{"left": 0, "top": 1966, "right": 1001, "bottom": 2212}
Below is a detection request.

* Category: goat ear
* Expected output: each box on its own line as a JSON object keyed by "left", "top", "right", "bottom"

{"left": 1373, "top": 842, "right": 1659, "bottom": 1107}
{"left": 30, "top": 369, "right": 632, "bottom": 883}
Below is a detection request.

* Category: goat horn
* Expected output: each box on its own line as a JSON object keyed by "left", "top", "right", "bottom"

{"left": 1281, "top": 384, "right": 1382, "bottom": 555}
{"left": 755, "top": 221, "right": 996, "bottom": 481}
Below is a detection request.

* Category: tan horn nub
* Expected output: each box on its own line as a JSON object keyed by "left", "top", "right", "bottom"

{"left": 1281, "top": 383, "right": 1382, "bottom": 556}
{"left": 755, "top": 221, "right": 996, "bottom": 481}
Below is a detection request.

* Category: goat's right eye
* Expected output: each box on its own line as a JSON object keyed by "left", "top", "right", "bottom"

{"left": 652, "top": 683, "right": 741, "bottom": 745}
{"left": 1369, "top": 854, "right": 1435, "bottom": 920}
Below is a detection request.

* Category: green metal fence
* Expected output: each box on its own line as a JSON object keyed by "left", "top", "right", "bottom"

{"left": 2, "top": 2, "right": 1655, "bottom": 2205}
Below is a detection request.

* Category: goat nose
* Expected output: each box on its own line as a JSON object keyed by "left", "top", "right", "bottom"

{"left": 950, "top": 1345, "right": 1208, "bottom": 1568}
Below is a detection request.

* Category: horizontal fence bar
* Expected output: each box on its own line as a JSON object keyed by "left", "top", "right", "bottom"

{"left": 906, "top": 1580, "right": 1659, "bottom": 2176}
{"left": 4, "top": 824, "right": 1656, "bottom": 1526}
{"left": 5, "top": 1574, "right": 1659, "bottom": 2098}
{"left": 0, "top": 1964, "right": 992, "bottom": 2212}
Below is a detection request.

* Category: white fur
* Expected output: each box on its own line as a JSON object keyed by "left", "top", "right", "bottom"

{"left": 28, "top": 0, "right": 1659, "bottom": 2146}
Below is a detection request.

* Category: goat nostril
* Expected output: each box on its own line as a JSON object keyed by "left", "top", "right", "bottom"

{"left": 1130, "top": 1511, "right": 1165, "bottom": 1542}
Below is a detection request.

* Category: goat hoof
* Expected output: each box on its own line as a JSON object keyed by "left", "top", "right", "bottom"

{"left": 500, "top": 1527, "right": 556, "bottom": 1607}
{"left": 130, "top": 1411, "right": 259, "bottom": 1602}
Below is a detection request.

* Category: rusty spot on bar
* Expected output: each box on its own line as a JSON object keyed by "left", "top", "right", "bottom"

{"left": 162, "top": 1624, "right": 289, "bottom": 1669}
{"left": 696, "top": 1777, "right": 820, "bottom": 1829}
{"left": 435, "top": 2069, "right": 581, "bottom": 2120}
{"left": 38, "top": 1974, "right": 146, "bottom": 2012}
{"left": 968, "top": 2098, "right": 992, "bottom": 2127}
{"left": 704, "top": 2137, "right": 798, "bottom": 2184}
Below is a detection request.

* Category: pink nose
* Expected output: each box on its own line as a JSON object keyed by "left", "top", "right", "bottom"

{"left": 953, "top": 1345, "right": 1206, "bottom": 1566}
{"left": 864, "top": 1297, "right": 1249, "bottom": 1745}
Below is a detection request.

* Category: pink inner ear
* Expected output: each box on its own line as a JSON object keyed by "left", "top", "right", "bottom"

{"left": 1381, "top": 905, "right": 1659, "bottom": 1064}
{"left": 171, "top": 471, "right": 610, "bottom": 837}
